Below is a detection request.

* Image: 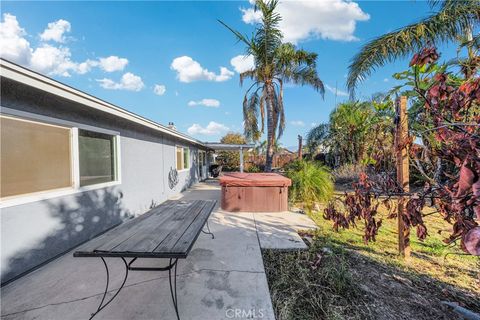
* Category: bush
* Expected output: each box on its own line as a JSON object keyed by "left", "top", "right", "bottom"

{"left": 217, "top": 132, "right": 247, "bottom": 171}
{"left": 332, "top": 164, "right": 365, "bottom": 185}
{"left": 285, "top": 160, "right": 334, "bottom": 212}
{"left": 246, "top": 164, "right": 261, "bottom": 173}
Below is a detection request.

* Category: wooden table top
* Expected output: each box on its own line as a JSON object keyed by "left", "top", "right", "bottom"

{"left": 74, "top": 200, "right": 217, "bottom": 259}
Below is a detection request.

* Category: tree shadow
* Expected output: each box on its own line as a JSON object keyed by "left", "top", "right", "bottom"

{"left": 2, "top": 187, "right": 130, "bottom": 284}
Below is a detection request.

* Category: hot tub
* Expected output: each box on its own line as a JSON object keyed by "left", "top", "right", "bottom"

{"left": 219, "top": 172, "right": 292, "bottom": 212}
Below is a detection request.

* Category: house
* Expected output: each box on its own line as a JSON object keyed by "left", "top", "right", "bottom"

{"left": 0, "top": 59, "right": 213, "bottom": 283}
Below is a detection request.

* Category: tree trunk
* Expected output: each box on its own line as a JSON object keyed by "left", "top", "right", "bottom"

{"left": 265, "top": 85, "right": 275, "bottom": 172}
{"left": 297, "top": 135, "right": 303, "bottom": 160}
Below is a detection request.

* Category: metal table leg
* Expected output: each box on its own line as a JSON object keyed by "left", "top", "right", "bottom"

{"left": 88, "top": 257, "right": 181, "bottom": 320}
{"left": 168, "top": 258, "right": 180, "bottom": 320}
{"left": 128, "top": 257, "right": 181, "bottom": 320}
{"left": 89, "top": 257, "right": 129, "bottom": 320}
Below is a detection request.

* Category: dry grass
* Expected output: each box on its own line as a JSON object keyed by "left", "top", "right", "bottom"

{"left": 263, "top": 189, "right": 480, "bottom": 320}
{"left": 312, "top": 196, "right": 480, "bottom": 294}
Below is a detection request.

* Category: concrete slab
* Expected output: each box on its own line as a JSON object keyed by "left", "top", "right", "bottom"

{"left": 254, "top": 211, "right": 317, "bottom": 250}
{"left": 1, "top": 180, "right": 317, "bottom": 320}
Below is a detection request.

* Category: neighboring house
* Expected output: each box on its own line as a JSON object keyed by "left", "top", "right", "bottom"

{"left": 0, "top": 59, "right": 211, "bottom": 283}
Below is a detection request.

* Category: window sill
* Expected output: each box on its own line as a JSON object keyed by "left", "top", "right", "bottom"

{"left": 0, "top": 181, "right": 121, "bottom": 209}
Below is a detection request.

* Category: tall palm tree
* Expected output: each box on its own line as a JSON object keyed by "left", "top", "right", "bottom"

{"left": 220, "top": 0, "right": 324, "bottom": 171}
{"left": 347, "top": 0, "right": 480, "bottom": 96}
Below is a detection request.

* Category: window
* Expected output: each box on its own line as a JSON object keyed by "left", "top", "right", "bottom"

{"left": 176, "top": 146, "right": 190, "bottom": 170}
{"left": 183, "top": 148, "right": 190, "bottom": 169}
{"left": 198, "top": 151, "right": 206, "bottom": 166}
{"left": 0, "top": 116, "right": 73, "bottom": 198}
{"left": 79, "top": 129, "right": 116, "bottom": 186}
{"left": 0, "top": 114, "right": 120, "bottom": 203}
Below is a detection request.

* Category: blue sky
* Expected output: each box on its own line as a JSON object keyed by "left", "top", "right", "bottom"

{"left": 1, "top": 1, "right": 460, "bottom": 148}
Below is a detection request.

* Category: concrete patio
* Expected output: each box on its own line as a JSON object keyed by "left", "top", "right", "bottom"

{"left": 1, "top": 181, "right": 317, "bottom": 320}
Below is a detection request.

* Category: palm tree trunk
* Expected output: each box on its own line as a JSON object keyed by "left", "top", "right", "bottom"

{"left": 265, "top": 86, "right": 275, "bottom": 172}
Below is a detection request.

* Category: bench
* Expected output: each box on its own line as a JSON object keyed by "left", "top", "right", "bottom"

{"left": 74, "top": 199, "right": 217, "bottom": 320}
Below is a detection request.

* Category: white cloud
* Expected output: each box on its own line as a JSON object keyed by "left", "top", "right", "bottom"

{"left": 0, "top": 14, "right": 131, "bottom": 78}
{"left": 76, "top": 59, "right": 98, "bottom": 74}
{"left": 325, "top": 84, "right": 349, "bottom": 97}
{"left": 383, "top": 78, "right": 389, "bottom": 82}
{"left": 98, "top": 56, "right": 128, "bottom": 72}
{"left": 188, "top": 99, "right": 220, "bottom": 108}
{"left": 0, "top": 13, "right": 32, "bottom": 65}
{"left": 171, "top": 56, "right": 234, "bottom": 83}
{"left": 153, "top": 84, "right": 166, "bottom": 96}
{"left": 241, "top": 0, "right": 369, "bottom": 43}
{"left": 230, "top": 54, "right": 254, "bottom": 73}
{"left": 291, "top": 120, "right": 305, "bottom": 127}
{"left": 39, "top": 19, "right": 71, "bottom": 43}
{"left": 240, "top": 7, "right": 262, "bottom": 24}
{"left": 97, "top": 72, "right": 144, "bottom": 91}
{"left": 30, "top": 44, "right": 80, "bottom": 77}
{"left": 187, "top": 121, "right": 229, "bottom": 136}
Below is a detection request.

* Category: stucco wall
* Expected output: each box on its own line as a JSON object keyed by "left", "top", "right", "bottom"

{"left": 0, "top": 78, "right": 207, "bottom": 283}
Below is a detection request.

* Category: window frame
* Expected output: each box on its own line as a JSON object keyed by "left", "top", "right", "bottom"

{"left": 175, "top": 145, "right": 190, "bottom": 172}
{"left": 198, "top": 150, "right": 207, "bottom": 167}
{"left": 0, "top": 108, "right": 121, "bottom": 208}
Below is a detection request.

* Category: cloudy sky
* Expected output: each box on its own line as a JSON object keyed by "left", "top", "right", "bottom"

{"left": 0, "top": 1, "right": 459, "bottom": 147}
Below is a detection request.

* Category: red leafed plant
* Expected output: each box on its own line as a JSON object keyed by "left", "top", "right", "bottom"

{"left": 324, "top": 47, "right": 480, "bottom": 255}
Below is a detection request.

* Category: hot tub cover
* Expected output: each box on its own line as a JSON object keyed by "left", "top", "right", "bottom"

{"left": 219, "top": 172, "right": 291, "bottom": 187}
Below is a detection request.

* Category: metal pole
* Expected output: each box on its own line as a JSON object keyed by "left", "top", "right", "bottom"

{"left": 239, "top": 147, "right": 244, "bottom": 173}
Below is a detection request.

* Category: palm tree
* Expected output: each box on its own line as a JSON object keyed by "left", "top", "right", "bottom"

{"left": 220, "top": 0, "right": 324, "bottom": 171}
{"left": 347, "top": 0, "right": 480, "bottom": 96}
{"left": 306, "top": 123, "right": 329, "bottom": 155}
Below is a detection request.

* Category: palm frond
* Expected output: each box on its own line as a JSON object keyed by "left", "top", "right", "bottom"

{"left": 243, "top": 91, "right": 261, "bottom": 141}
{"left": 218, "top": 19, "right": 253, "bottom": 48}
{"left": 306, "top": 123, "right": 329, "bottom": 154}
{"left": 277, "top": 80, "right": 285, "bottom": 138}
{"left": 347, "top": 1, "right": 480, "bottom": 97}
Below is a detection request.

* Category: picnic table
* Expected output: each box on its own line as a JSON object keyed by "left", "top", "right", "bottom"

{"left": 74, "top": 199, "right": 217, "bottom": 320}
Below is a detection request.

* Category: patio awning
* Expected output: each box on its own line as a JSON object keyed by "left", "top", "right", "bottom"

{"left": 204, "top": 142, "right": 255, "bottom": 173}
{"left": 203, "top": 143, "right": 255, "bottom": 151}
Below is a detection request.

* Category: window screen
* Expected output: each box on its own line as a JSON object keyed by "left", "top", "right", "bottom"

{"left": 0, "top": 116, "right": 73, "bottom": 198}
{"left": 176, "top": 147, "right": 183, "bottom": 170}
{"left": 183, "top": 148, "right": 190, "bottom": 169}
{"left": 79, "top": 129, "right": 116, "bottom": 187}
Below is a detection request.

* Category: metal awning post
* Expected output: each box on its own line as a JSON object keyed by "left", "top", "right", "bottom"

{"left": 239, "top": 147, "right": 244, "bottom": 173}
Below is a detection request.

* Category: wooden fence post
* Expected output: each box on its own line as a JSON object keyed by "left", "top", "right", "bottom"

{"left": 298, "top": 135, "right": 303, "bottom": 160}
{"left": 396, "top": 96, "right": 411, "bottom": 258}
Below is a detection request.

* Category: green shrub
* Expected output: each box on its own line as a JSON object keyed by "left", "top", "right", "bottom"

{"left": 246, "top": 164, "right": 261, "bottom": 173}
{"left": 285, "top": 160, "right": 334, "bottom": 212}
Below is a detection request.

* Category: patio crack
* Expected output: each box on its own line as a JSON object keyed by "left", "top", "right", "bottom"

{"left": 1, "top": 268, "right": 264, "bottom": 317}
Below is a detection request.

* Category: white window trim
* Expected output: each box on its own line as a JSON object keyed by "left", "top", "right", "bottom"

{"left": 199, "top": 150, "right": 207, "bottom": 166}
{"left": 175, "top": 145, "right": 190, "bottom": 172}
{"left": 0, "top": 110, "right": 122, "bottom": 209}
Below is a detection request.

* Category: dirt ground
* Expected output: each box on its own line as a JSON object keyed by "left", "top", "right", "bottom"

{"left": 345, "top": 250, "right": 480, "bottom": 320}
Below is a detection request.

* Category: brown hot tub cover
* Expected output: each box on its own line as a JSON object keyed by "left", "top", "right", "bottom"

{"left": 220, "top": 173, "right": 291, "bottom": 212}
{"left": 219, "top": 172, "right": 292, "bottom": 187}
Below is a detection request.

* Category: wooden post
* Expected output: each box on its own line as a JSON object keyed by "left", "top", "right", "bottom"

{"left": 298, "top": 135, "right": 303, "bottom": 160}
{"left": 396, "top": 96, "right": 411, "bottom": 258}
